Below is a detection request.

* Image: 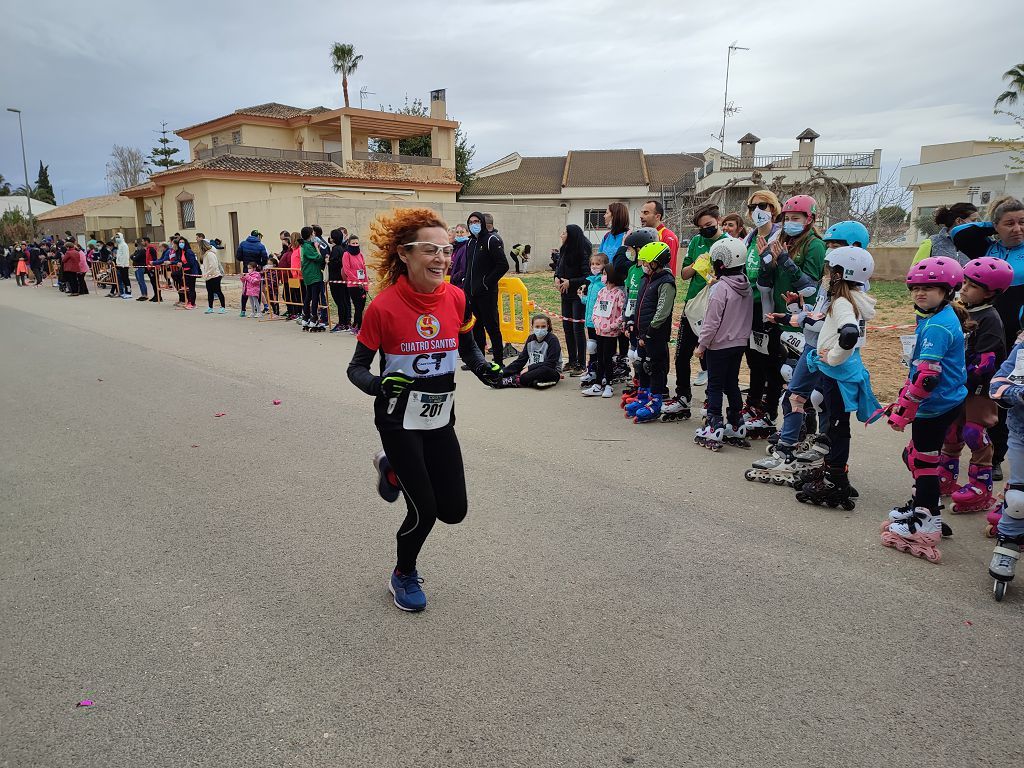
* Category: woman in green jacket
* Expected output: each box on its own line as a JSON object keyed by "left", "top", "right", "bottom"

{"left": 299, "top": 225, "right": 327, "bottom": 331}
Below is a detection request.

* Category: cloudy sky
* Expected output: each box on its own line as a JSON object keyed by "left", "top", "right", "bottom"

{"left": 2, "top": 0, "right": 1019, "bottom": 203}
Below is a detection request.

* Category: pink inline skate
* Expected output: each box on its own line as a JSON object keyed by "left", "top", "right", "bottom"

{"left": 881, "top": 508, "right": 943, "bottom": 563}
{"left": 938, "top": 453, "right": 960, "bottom": 497}
{"left": 951, "top": 464, "right": 999, "bottom": 515}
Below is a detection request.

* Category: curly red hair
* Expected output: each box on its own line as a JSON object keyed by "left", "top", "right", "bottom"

{"left": 369, "top": 207, "right": 449, "bottom": 293}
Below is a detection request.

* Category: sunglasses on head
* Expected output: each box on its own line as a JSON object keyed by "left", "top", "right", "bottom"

{"left": 747, "top": 202, "right": 771, "bottom": 211}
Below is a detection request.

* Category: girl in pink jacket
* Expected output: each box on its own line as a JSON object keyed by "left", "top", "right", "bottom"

{"left": 583, "top": 263, "right": 627, "bottom": 398}
{"left": 342, "top": 235, "right": 369, "bottom": 334}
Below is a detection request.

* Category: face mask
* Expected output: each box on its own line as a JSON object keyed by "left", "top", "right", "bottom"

{"left": 347, "top": 245, "right": 360, "bottom": 255}
{"left": 590, "top": 265, "right": 602, "bottom": 275}
{"left": 699, "top": 225, "right": 718, "bottom": 239}
{"left": 469, "top": 223, "right": 482, "bottom": 236}
{"left": 641, "top": 263, "right": 652, "bottom": 275}
{"left": 178, "top": 241, "right": 185, "bottom": 248}
{"left": 752, "top": 207, "right": 773, "bottom": 227}
{"left": 533, "top": 327, "right": 548, "bottom": 340}
{"left": 454, "top": 236, "right": 468, "bottom": 243}
{"left": 600, "top": 274, "right": 608, "bottom": 284}
{"left": 626, "top": 247, "right": 636, "bottom": 262}
{"left": 783, "top": 222, "right": 806, "bottom": 238}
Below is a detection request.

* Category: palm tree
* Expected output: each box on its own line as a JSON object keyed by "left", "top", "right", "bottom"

{"left": 13, "top": 183, "right": 35, "bottom": 198}
{"left": 994, "top": 63, "right": 1024, "bottom": 111}
{"left": 330, "top": 43, "right": 363, "bottom": 108}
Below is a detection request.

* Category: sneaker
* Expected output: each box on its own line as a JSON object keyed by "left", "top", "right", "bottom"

{"left": 330, "top": 324, "right": 343, "bottom": 333}
{"left": 602, "top": 384, "right": 614, "bottom": 398}
{"left": 349, "top": 326, "right": 360, "bottom": 336}
{"left": 204, "top": 307, "right": 214, "bottom": 314}
{"left": 239, "top": 310, "right": 246, "bottom": 317}
{"left": 136, "top": 295, "right": 148, "bottom": 302}
{"left": 372, "top": 450, "right": 401, "bottom": 503}
{"left": 581, "top": 383, "right": 603, "bottom": 397}
{"left": 567, "top": 367, "right": 584, "bottom": 377}
{"left": 579, "top": 371, "right": 597, "bottom": 386}
{"left": 389, "top": 569, "right": 426, "bottom": 612}
{"left": 184, "top": 303, "right": 195, "bottom": 309}
{"left": 254, "top": 312, "right": 262, "bottom": 319}
{"left": 692, "top": 370, "right": 708, "bottom": 387}
{"left": 121, "top": 294, "right": 132, "bottom": 300}
{"left": 217, "top": 307, "right": 226, "bottom": 314}
{"left": 148, "top": 296, "right": 158, "bottom": 302}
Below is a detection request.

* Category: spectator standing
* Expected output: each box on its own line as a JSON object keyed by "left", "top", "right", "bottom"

{"left": 464, "top": 212, "right": 509, "bottom": 365}
{"left": 639, "top": 200, "right": 680, "bottom": 277}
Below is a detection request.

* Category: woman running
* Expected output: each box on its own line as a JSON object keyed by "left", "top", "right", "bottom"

{"left": 347, "top": 208, "right": 501, "bottom": 612}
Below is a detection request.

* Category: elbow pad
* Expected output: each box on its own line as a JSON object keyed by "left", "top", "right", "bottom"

{"left": 967, "top": 351, "right": 996, "bottom": 381}
{"left": 887, "top": 360, "right": 941, "bottom": 429}
{"left": 837, "top": 324, "right": 860, "bottom": 350}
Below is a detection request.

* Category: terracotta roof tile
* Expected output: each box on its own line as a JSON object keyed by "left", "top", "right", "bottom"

{"left": 644, "top": 153, "right": 704, "bottom": 188}
{"left": 178, "top": 103, "right": 330, "bottom": 133}
{"left": 36, "top": 194, "right": 129, "bottom": 220}
{"left": 564, "top": 149, "right": 646, "bottom": 187}
{"left": 152, "top": 153, "right": 348, "bottom": 179}
{"left": 467, "top": 156, "right": 565, "bottom": 196}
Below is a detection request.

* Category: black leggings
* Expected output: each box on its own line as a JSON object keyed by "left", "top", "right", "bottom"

{"left": 303, "top": 280, "right": 322, "bottom": 322}
{"left": 911, "top": 405, "right": 964, "bottom": 515}
{"left": 744, "top": 312, "right": 784, "bottom": 417}
{"left": 519, "top": 365, "right": 560, "bottom": 388}
{"left": 379, "top": 425, "right": 467, "bottom": 573}
{"left": 470, "top": 290, "right": 503, "bottom": 363}
{"left": 821, "top": 376, "right": 851, "bottom": 468}
{"left": 673, "top": 315, "right": 704, "bottom": 400}
{"left": 595, "top": 335, "right": 617, "bottom": 385}
{"left": 184, "top": 274, "right": 197, "bottom": 305}
{"left": 330, "top": 282, "right": 351, "bottom": 326}
{"left": 349, "top": 287, "right": 366, "bottom": 327}
{"left": 705, "top": 346, "right": 744, "bottom": 426}
{"left": 560, "top": 294, "right": 586, "bottom": 369}
{"left": 205, "top": 277, "right": 225, "bottom": 309}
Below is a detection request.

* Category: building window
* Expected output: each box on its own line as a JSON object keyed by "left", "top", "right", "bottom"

{"left": 144, "top": 209, "right": 153, "bottom": 226}
{"left": 583, "top": 209, "right": 607, "bottom": 230}
{"left": 179, "top": 199, "right": 195, "bottom": 229}
{"left": 231, "top": 130, "right": 241, "bottom": 145}
{"left": 212, "top": 136, "right": 220, "bottom": 147}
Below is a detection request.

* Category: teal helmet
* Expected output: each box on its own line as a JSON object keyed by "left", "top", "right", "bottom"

{"left": 823, "top": 220, "right": 870, "bottom": 249}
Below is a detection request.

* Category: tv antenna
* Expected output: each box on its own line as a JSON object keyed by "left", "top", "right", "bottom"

{"left": 359, "top": 86, "right": 375, "bottom": 109}
{"left": 716, "top": 42, "right": 749, "bottom": 152}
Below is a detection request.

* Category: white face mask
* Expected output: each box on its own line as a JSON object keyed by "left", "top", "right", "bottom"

{"left": 752, "top": 207, "right": 773, "bottom": 227}
{"left": 534, "top": 327, "right": 548, "bottom": 339}
{"left": 590, "top": 265, "right": 602, "bottom": 275}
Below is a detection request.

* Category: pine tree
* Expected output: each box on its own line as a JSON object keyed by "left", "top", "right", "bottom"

{"left": 34, "top": 162, "right": 56, "bottom": 205}
{"left": 149, "top": 122, "right": 184, "bottom": 170}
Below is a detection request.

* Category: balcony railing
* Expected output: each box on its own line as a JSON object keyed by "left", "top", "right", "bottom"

{"left": 352, "top": 150, "right": 441, "bottom": 167}
{"left": 718, "top": 152, "right": 876, "bottom": 171}
{"left": 720, "top": 154, "right": 793, "bottom": 170}
{"left": 808, "top": 152, "right": 876, "bottom": 168}
{"left": 197, "top": 144, "right": 332, "bottom": 162}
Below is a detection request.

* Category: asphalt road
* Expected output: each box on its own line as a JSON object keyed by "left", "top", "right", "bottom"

{"left": 1, "top": 283, "right": 1021, "bottom": 768}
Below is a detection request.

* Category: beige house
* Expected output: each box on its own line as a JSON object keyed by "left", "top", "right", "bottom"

{"left": 36, "top": 194, "right": 137, "bottom": 243}
{"left": 900, "top": 140, "right": 1024, "bottom": 243}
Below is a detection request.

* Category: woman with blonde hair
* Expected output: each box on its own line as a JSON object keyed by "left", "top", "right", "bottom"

{"left": 346, "top": 207, "right": 501, "bottom": 613}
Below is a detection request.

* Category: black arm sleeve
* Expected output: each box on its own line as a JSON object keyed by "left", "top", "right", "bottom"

{"left": 458, "top": 329, "right": 489, "bottom": 370}
{"left": 837, "top": 323, "right": 860, "bottom": 350}
{"left": 347, "top": 342, "right": 382, "bottom": 397}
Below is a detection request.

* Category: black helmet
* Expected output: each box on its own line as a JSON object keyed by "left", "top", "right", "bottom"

{"left": 623, "top": 227, "right": 660, "bottom": 251}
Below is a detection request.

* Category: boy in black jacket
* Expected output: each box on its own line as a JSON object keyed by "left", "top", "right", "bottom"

{"left": 464, "top": 211, "right": 509, "bottom": 365}
{"left": 627, "top": 242, "right": 676, "bottom": 422}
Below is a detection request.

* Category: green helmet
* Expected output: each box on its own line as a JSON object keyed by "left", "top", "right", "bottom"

{"left": 637, "top": 241, "right": 671, "bottom": 270}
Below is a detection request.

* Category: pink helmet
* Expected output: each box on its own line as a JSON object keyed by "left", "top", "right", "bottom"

{"left": 906, "top": 256, "right": 964, "bottom": 291}
{"left": 963, "top": 256, "right": 1014, "bottom": 294}
{"left": 781, "top": 195, "right": 817, "bottom": 218}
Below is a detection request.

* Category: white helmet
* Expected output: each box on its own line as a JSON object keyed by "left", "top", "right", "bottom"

{"left": 824, "top": 246, "right": 874, "bottom": 289}
{"left": 709, "top": 237, "right": 746, "bottom": 270}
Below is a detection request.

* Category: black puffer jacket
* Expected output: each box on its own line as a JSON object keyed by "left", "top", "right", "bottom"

{"left": 464, "top": 211, "right": 509, "bottom": 297}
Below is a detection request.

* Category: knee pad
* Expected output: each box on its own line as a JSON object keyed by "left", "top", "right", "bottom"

{"left": 905, "top": 444, "right": 940, "bottom": 480}
{"left": 810, "top": 389, "right": 824, "bottom": 412}
{"left": 586, "top": 339, "right": 597, "bottom": 355}
{"left": 1003, "top": 488, "right": 1024, "bottom": 521}
{"left": 780, "top": 363, "right": 793, "bottom": 383}
{"left": 788, "top": 392, "right": 807, "bottom": 414}
{"left": 962, "top": 421, "right": 990, "bottom": 452}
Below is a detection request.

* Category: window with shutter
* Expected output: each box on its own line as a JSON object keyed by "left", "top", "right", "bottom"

{"left": 179, "top": 199, "right": 195, "bottom": 229}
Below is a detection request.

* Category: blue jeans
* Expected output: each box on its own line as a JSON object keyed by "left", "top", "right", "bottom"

{"left": 778, "top": 348, "right": 823, "bottom": 446}
{"left": 134, "top": 267, "right": 148, "bottom": 296}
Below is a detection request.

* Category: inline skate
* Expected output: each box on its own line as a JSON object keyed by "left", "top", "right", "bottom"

{"left": 885, "top": 497, "right": 952, "bottom": 537}
{"left": 880, "top": 508, "right": 943, "bottom": 562}
{"left": 951, "top": 464, "right": 999, "bottom": 515}
{"left": 659, "top": 396, "right": 691, "bottom": 423}
{"left": 938, "top": 453, "right": 960, "bottom": 497}
{"left": 624, "top": 387, "right": 648, "bottom": 419}
{"left": 633, "top": 393, "right": 663, "bottom": 424}
{"left": 742, "top": 403, "right": 775, "bottom": 440}
{"left": 746, "top": 445, "right": 807, "bottom": 486}
{"left": 694, "top": 417, "right": 724, "bottom": 451}
{"left": 620, "top": 378, "right": 639, "bottom": 410}
{"left": 795, "top": 466, "right": 857, "bottom": 510}
{"left": 789, "top": 435, "right": 833, "bottom": 491}
{"left": 723, "top": 414, "right": 751, "bottom": 448}
{"left": 990, "top": 535, "right": 1022, "bottom": 601}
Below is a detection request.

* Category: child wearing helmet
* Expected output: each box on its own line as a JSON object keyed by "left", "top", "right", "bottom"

{"left": 627, "top": 241, "right": 676, "bottom": 423}
{"left": 789, "top": 246, "right": 880, "bottom": 510}
{"left": 618, "top": 227, "right": 660, "bottom": 403}
{"left": 747, "top": 224, "right": 872, "bottom": 486}
{"left": 880, "top": 257, "right": 970, "bottom": 563}
{"left": 693, "top": 237, "right": 753, "bottom": 450}
{"left": 938, "top": 257, "right": 1011, "bottom": 515}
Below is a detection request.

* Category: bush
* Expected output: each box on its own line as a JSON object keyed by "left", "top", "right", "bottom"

{"left": 0, "top": 209, "right": 35, "bottom": 243}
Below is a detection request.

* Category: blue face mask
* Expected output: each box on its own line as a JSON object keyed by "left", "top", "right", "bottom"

{"left": 534, "top": 327, "right": 548, "bottom": 340}
{"left": 454, "top": 236, "right": 468, "bottom": 243}
{"left": 783, "top": 222, "right": 806, "bottom": 238}
{"left": 468, "top": 223, "right": 482, "bottom": 236}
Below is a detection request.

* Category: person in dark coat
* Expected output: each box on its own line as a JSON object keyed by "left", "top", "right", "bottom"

{"left": 463, "top": 211, "right": 509, "bottom": 365}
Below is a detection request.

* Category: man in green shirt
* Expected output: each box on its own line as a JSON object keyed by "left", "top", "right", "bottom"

{"left": 663, "top": 205, "right": 728, "bottom": 418}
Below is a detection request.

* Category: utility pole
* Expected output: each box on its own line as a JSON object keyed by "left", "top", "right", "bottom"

{"left": 6, "top": 107, "right": 31, "bottom": 218}
{"left": 717, "top": 43, "right": 749, "bottom": 153}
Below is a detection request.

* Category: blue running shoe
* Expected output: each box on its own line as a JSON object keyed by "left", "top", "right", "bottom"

{"left": 373, "top": 450, "right": 401, "bottom": 503}
{"left": 389, "top": 569, "right": 426, "bottom": 612}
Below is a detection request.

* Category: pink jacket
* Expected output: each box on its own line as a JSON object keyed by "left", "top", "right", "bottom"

{"left": 240, "top": 270, "right": 262, "bottom": 297}
{"left": 592, "top": 285, "right": 626, "bottom": 338}
{"left": 342, "top": 249, "right": 368, "bottom": 287}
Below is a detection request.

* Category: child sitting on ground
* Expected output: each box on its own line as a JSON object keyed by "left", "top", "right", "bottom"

{"left": 583, "top": 263, "right": 626, "bottom": 398}
{"left": 239, "top": 263, "right": 263, "bottom": 318}
{"left": 494, "top": 315, "right": 562, "bottom": 389}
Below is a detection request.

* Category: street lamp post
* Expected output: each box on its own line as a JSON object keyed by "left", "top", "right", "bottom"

{"left": 6, "top": 108, "right": 32, "bottom": 219}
